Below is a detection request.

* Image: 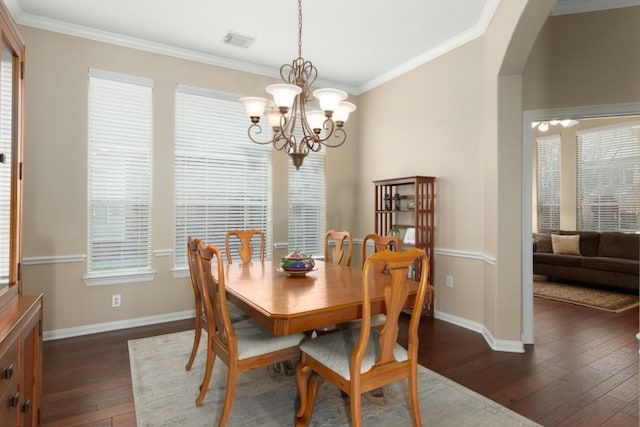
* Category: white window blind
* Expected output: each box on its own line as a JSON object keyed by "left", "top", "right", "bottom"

{"left": 288, "top": 149, "right": 326, "bottom": 257}
{"left": 87, "top": 69, "right": 153, "bottom": 278}
{"left": 0, "top": 51, "right": 12, "bottom": 284}
{"left": 536, "top": 134, "right": 561, "bottom": 231}
{"left": 174, "top": 86, "right": 272, "bottom": 268}
{"left": 577, "top": 122, "right": 640, "bottom": 232}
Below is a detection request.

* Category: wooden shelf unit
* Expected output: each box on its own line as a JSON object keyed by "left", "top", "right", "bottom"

{"left": 373, "top": 176, "right": 435, "bottom": 316}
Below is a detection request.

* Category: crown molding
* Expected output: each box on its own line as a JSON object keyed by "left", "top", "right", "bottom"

{"left": 14, "top": 11, "right": 358, "bottom": 95}
{"left": 356, "top": 0, "right": 500, "bottom": 94}
{"left": 551, "top": 0, "right": 640, "bottom": 16}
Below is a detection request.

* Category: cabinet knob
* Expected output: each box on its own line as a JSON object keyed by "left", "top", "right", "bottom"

{"left": 4, "top": 364, "right": 14, "bottom": 380}
{"left": 10, "top": 392, "right": 19, "bottom": 407}
{"left": 22, "top": 399, "right": 30, "bottom": 413}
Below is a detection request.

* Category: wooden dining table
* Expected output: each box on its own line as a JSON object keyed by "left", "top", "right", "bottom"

{"left": 223, "top": 260, "right": 419, "bottom": 335}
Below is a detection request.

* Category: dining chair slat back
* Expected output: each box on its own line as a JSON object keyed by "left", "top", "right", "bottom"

{"left": 225, "top": 229, "right": 265, "bottom": 264}
{"left": 361, "top": 233, "right": 402, "bottom": 274}
{"left": 324, "top": 230, "right": 353, "bottom": 266}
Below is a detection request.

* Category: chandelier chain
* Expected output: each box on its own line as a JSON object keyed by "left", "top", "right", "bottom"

{"left": 297, "top": 0, "right": 302, "bottom": 59}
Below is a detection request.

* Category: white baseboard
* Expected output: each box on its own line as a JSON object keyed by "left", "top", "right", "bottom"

{"left": 434, "top": 309, "right": 525, "bottom": 353}
{"left": 43, "top": 310, "right": 195, "bottom": 341}
{"left": 44, "top": 307, "right": 525, "bottom": 353}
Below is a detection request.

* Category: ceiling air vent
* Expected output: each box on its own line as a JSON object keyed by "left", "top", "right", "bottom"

{"left": 223, "top": 32, "right": 254, "bottom": 48}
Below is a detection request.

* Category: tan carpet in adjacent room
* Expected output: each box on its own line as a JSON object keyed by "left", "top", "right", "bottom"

{"left": 533, "top": 280, "right": 639, "bottom": 313}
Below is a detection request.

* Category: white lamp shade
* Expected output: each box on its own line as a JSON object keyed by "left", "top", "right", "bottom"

{"left": 266, "top": 84, "right": 302, "bottom": 109}
{"left": 333, "top": 101, "right": 356, "bottom": 123}
{"left": 313, "top": 88, "right": 347, "bottom": 113}
{"left": 306, "top": 110, "right": 326, "bottom": 130}
{"left": 266, "top": 109, "right": 282, "bottom": 128}
{"left": 239, "top": 97, "right": 268, "bottom": 118}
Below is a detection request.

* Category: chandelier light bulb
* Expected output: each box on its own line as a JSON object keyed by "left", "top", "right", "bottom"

{"left": 266, "top": 109, "right": 282, "bottom": 130}
{"left": 266, "top": 84, "right": 302, "bottom": 112}
{"left": 313, "top": 88, "right": 347, "bottom": 116}
{"left": 538, "top": 122, "right": 549, "bottom": 132}
{"left": 239, "top": 97, "right": 269, "bottom": 122}
{"left": 333, "top": 101, "right": 356, "bottom": 125}
{"left": 306, "top": 110, "right": 325, "bottom": 133}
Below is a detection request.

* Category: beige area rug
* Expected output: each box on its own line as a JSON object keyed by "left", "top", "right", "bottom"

{"left": 533, "top": 280, "right": 639, "bottom": 313}
{"left": 129, "top": 330, "right": 540, "bottom": 427}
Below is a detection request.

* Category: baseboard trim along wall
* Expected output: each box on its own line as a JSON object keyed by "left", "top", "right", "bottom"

{"left": 434, "top": 310, "right": 524, "bottom": 353}
{"left": 43, "top": 310, "right": 195, "bottom": 341}
{"left": 43, "top": 307, "right": 524, "bottom": 353}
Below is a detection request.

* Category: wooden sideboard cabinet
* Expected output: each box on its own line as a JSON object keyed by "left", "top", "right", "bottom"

{"left": 0, "top": 295, "right": 43, "bottom": 427}
{"left": 373, "top": 176, "right": 436, "bottom": 316}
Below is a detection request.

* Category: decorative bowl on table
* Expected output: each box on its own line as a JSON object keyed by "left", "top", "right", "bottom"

{"left": 280, "top": 251, "right": 316, "bottom": 276}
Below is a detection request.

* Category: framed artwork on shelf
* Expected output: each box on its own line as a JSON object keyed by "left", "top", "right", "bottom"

{"left": 403, "top": 227, "right": 415, "bottom": 245}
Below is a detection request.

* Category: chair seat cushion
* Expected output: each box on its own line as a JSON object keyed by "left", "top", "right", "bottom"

{"left": 227, "top": 301, "right": 250, "bottom": 323}
{"left": 234, "top": 318, "right": 304, "bottom": 360}
{"left": 299, "top": 328, "right": 408, "bottom": 380}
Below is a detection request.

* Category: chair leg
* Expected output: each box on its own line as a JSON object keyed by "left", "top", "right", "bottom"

{"left": 349, "top": 392, "right": 362, "bottom": 427}
{"left": 295, "top": 362, "right": 322, "bottom": 427}
{"left": 218, "top": 363, "right": 237, "bottom": 427}
{"left": 195, "top": 339, "right": 216, "bottom": 407}
{"left": 185, "top": 312, "right": 202, "bottom": 371}
{"left": 408, "top": 368, "right": 422, "bottom": 426}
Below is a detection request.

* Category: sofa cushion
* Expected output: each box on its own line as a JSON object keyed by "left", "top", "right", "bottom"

{"left": 560, "top": 230, "right": 601, "bottom": 257}
{"left": 533, "top": 233, "right": 552, "bottom": 253}
{"left": 597, "top": 232, "right": 639, "bottom": 260}
{"left": 581, "top": 257, "right": 640, "bottom": 275}
{"left": 551, "top": 234, "right": 581, "bottom": 255}
{"left": 533, "top": 252, "right": 582, "bottom": 267}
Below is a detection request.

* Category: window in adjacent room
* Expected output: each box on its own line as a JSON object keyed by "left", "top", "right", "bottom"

{"left": 577, "top": 122, "right": 640, "bottom": 232}
{"left": 85, "top": 69, "right": 154, "bottom": 285}
{"left": 173, "top": 85, "right": 272, "bottom": 271}
{"left": 535, "top": 134, "right": 561, "bottom": 232}
{"left": 288, "top": 147, "right": 326, "bottom": 257}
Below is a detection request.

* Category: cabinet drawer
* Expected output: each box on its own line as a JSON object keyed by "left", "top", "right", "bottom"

{"left": 0, "top": 379, "right": 19, "bottom": 427}
{"left": 0, "top": 340, "right": 18, "bottom": 398}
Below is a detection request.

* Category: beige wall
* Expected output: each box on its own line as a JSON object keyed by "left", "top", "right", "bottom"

{"left": 20, "top": 27, "right": 360, "bottom": 332}
{"left": 357, "top": 38, "right": 486, "bottom": 322}
{"left": 523, "top": 7, "right": 640, "bottom": 111}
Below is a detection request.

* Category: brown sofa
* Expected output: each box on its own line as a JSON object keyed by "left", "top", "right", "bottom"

{"left": 533, "top": 230, "right": 639, "bottom": 291}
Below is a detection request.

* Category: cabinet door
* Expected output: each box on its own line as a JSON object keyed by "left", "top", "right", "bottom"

{"left": 19, "top": 324, "right": 36, "bottom": 427}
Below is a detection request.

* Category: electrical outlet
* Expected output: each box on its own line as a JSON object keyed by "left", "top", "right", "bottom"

{"left": 445, "top": 275, "right": 454, "bottom": 288}
{"left": 112, "top": 294, "right": 121, "bottom": 307}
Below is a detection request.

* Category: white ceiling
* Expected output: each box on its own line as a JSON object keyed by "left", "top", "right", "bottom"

{"left": 4, "top": 0, "right": 639, "bottom": 94}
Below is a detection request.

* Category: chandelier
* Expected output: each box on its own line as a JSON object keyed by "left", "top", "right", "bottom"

{"left": 239, "top": 0, "right": 356, "bottom": 169}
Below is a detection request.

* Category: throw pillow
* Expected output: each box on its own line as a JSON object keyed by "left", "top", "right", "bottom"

{"left": 532, "top": 233, "right": 552, "bottom": 253}
{"left": 551, "top": 234, "right": 581, "bottom": 255}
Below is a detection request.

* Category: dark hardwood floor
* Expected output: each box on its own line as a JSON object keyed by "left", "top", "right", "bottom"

{"left": 41, "top": 297, "right": 639, "bottom": 426}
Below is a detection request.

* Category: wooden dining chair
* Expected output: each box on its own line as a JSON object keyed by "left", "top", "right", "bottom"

{"left": 324, "top": 230, "right": 353, "bottom": 266}
{"left": 185, "top": 236, "right": 249, "bottom": 375}
{"left": 185, "top": 236, "right": 205, "bottom": 372}
{"left": 225, "top": 229, "right": 265, "bottom": 264}
{"left": 295, "top": 248, "right": 431, "bottom": 427}
{"left": 361, "top": 233, "right": 402, "bottom": 273}
{"left": 195, "top": 241, "right": 304, "bottom": 423}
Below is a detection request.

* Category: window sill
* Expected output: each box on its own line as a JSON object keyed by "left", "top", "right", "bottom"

{"left": 83, "top": 270, "right": 156, "bottom": 287}
{"left": 171, "top": 268, "right": 189, "bottom": 279}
